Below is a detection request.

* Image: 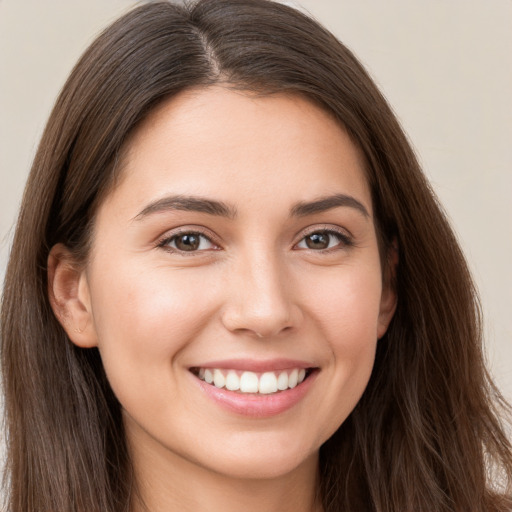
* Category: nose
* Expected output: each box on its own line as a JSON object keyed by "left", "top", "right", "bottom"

{"left": 220, "top": 252, "right": 303, "bottom": 339}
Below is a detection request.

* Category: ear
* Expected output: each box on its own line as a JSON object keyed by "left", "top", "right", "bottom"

{"left": 47, "top": 243, "right": 98, "bottom": 348}
{"left": 377, "top": 240, "right": 398, "bottom": 339}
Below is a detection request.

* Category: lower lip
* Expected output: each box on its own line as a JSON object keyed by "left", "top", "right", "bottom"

{"left": 194, "top": 371, "right": 318, "bottom": 418}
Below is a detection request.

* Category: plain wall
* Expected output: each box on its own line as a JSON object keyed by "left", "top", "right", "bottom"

{"left": 1, "top": 0, "right": 511, "bottom": 410}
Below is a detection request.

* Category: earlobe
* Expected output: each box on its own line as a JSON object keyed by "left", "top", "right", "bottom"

{"left": 377, "top": 240, "right": 398, "bottom": 339}
{"left": 47, "top": 243, "right": 98, "bottom": 348}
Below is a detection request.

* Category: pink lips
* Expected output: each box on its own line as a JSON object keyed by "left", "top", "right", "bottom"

{"left": 195, "top": 358, "right": 312, "bottom": 372}
{"left": 190, "top": 358, "right": 318, "bottom": 418}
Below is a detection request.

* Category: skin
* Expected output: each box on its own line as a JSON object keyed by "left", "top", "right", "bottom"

{"left": 49, "top": 86, "right": 396, "bottom": 512}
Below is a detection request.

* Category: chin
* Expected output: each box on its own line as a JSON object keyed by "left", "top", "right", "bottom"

{"left": 194, "top": 434, "right": 320, "bottom": 481}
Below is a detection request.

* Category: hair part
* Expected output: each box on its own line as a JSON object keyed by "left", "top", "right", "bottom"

{"left": 1, "top": 1, "right": 511, "bottom": 511}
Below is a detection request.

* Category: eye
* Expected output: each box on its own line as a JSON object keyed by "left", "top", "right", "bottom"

{"left": 160, "top": 232, "right": 217, "bottom": 253}
{"left": 296, "top": 230, "right": 351, "bottom": 251}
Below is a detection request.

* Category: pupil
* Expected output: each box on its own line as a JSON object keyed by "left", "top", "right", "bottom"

{"left": 176, "top": 234, "right": 199, "bottom": 251}
{"left": 307, "top": 232, "right": 328, "bottom": 249}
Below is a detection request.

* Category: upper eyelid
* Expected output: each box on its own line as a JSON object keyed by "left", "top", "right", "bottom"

{"left": 157, "top": 225, "right": 218, "bottom": 242}
{"left": 156, "top": 227, "right": 220, "bottom": 252}
{"left": 295, "top": 224, "right": 353, "bottom": 241}
{"left": 292, "top": 226, "right": 355, "bottom": 252}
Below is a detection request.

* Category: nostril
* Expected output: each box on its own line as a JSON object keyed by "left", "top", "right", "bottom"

{"left": 220, "top": 294, "right": 303, "bottom": 338}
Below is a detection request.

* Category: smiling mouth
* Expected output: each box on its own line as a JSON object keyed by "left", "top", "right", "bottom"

{"left": 190, "top": 367, "right": 316, "bottom": 395}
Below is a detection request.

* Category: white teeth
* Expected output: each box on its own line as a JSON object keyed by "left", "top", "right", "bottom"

{"left": 204, "top": 369, "right": 213, "bottom": 384}
{"left": 277, "top": 371, "right": 289, "bottom": 391}
{"left": 213, "top": 369, "right": 225, "bottom": 388}
{"left": 288, "top": 369, "right": 298, "bottom": 388}
{"left": 240, "top": 371, "right": 259, "bottom": 393}
{"left": 196, "top": 367, "right": 310, "bottom": 394}
{"left": 259, "top": 372, "right": 278, "bottom": 394}
{"left": 225, "top": 370, "right": 240, "bottom": 391}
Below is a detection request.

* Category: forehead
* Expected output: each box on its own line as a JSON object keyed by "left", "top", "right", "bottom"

{"left": 104, "top": 86, "right": 372, "bottom": 219}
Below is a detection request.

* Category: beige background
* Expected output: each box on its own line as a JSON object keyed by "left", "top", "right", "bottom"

{"left": 1, "top": 0, "right": 511, "bottom": 410}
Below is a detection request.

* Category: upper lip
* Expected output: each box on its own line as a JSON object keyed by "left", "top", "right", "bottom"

{"left": 189, "top": 358, "right": 317, "bottom": 373}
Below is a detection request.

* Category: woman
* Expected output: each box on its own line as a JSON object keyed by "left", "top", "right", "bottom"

{"left": 1, "top": 0, "right": 511, "bottom": 511}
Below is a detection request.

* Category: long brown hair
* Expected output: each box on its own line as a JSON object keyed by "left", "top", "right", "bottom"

{"left": 2, "top": 1, "right": 511, "bottom": 510}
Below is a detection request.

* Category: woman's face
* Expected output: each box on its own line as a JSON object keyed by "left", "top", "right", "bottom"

{"left": 61, "top": 87, "right": 395, "bottom": 481}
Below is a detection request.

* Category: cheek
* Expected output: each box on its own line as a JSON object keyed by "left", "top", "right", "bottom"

{"left": 302, "top": 263, "right": 382, "bottom": 430}
{"left": 305, "top": 262, "right": 383, "bottom": 343}
{"left": 87, "top": 261, "right": 221, "bottom": 393}
{"left": 92, "top": 260, "right": 216, "bottom": 335}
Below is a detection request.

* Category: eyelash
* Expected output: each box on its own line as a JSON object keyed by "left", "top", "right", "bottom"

{"left": 156, "top": 228, "right": 219, "bottom": 256}
{"left": 296, "top": 227, "right": 354, "bottom": 252}
{"left": 156, "top": 226, "right": 354, "bottom": 255}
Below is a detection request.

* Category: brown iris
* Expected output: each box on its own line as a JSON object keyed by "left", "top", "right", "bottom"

{"left": 174, "top": 233, "right": 201, "bottom": 251}
{"left": 305, "top": 232, "right": 331, "bottom": 250}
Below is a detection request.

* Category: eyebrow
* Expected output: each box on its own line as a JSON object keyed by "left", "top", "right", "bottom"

{"left": 290, "top": 194, "right": 369, "bottom": 218}
{"left": 133, "top": 195, "right": 238, "bottom": 220}
{"left": 133, "top": 193, "right": 369, "bottom": 221}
